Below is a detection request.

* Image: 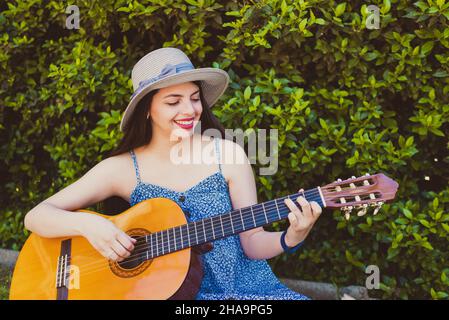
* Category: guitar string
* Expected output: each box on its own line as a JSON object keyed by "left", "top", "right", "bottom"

{"left": 52, "top": 187, "right": 326, "bottom": 260}
{"left": 60, "top": 190, "right": 327, "bottom": 275}
{"left": 78, "top": 189, "right": 380, "bottom": 276}
{"left": 66, "top": 201, "right": 318, "bottom": 278}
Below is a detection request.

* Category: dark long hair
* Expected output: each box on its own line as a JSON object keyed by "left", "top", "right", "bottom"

{"left": 98, "top": 80, "right": 225, "bottom": 214}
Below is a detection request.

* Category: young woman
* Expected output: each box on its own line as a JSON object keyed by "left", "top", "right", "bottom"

{"left": 24, "top": 47, "right": 323, "bottom": 300}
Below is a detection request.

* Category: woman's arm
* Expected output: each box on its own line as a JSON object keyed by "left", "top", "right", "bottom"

{"left": 25, "top": 157, "right": 117, "bottom": 236}
{"left": 222, "top": 139, "right": 322, "bottom": 260}
{"left": 24, "top": 156, "right": 136, "bottom": 262}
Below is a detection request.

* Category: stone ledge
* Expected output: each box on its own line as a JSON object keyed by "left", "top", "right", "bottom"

{"left": 280, "top": 278, "right": 371, "bottom": 300}
{"left": 0, "top": 248, "right": 18, "bottom": 269}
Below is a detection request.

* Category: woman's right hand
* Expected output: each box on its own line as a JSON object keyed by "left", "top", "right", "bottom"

{"left": 79, "top": 214, "right": 137, "bottom": 262}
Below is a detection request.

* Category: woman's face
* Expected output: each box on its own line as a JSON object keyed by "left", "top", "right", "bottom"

{"left": 149, "top": 81, "right": 202, "bottom": 140}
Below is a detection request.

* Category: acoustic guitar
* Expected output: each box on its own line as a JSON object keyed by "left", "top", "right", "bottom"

{"left": 9, "top": 173, "right": 398, "bottom": 300}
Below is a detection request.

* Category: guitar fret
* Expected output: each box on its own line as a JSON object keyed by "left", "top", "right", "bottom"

{"left": 187, "top": 224, "right": 191, "bottom": 247}
{"left": 202, "top": 219, "right": 206, "bottom": 243}
{"left": 150, "top": 234, "right": 153, "bottom": 258}
{"left": 229, "top": 214, "right": 234, "bottom": 234}
{"left": 156, "top": 233, "right": 159, "bottom": 257}
{"left": 274, "top": 199, "right": 281, "bottom": 220}
{"left": 250, "top": 206, "right": 256, "bottom": 227}
{"left": 262, "top": 202, "right": 268, "bottom": 223}
{"left": 240, "top": 209, "right": 245, "bottom": 230}
{"left": 220, "top": 215, "right": 224, "bottom": 238}
{"left": 210, "top": 218, "right": 215, "bottom": 240}
{"left": 173, "top": 228, "right": 176, "bottom": 251}
{"left": 194, "top": 222, "right": 198, "bottom": 246}
{"left": 167, "top": 229, "right": 170, "bottom": 253}
{"left": 180, "top": 226, "right": 183, "bottom": 249}
{"left": 161, "top": 232, "right": 164, "bottom": 255}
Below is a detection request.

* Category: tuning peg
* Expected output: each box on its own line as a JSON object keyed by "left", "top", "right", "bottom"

{"left": 373, "top": 201, "right": 384, "bottom": 215}
{"left": 341, "top": 206, "right": 353, "bottom": 220}
{"left": 357, "top": 203, "right": 368, "bottom": 216}
{"left": 335, "top": 179, "right": 343, "bottom": 191}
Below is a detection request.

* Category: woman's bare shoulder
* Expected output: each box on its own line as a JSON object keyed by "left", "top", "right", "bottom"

{"left": 100, "top": 151, "right": 136, "bottom": 199}
{"left": 219, "top": 137, "right": 249, "bottom": 165}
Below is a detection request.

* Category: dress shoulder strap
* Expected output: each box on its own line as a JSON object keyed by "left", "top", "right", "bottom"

{"left": 214, "top": 137, "right": 222, "bottom": 173}
{"left": 129, "top": 149, "right": 141, "bottom": 184}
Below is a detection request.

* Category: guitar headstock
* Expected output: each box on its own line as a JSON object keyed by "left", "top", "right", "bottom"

{"left": 321, "top": 173, "right": 399, "bottom": 220}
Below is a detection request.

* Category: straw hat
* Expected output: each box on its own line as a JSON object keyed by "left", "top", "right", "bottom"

{"left": 120, "top": 47, "right": 230, "bottom": 131}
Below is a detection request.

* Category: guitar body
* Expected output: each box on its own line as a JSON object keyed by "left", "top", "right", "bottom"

{"left": 9, "top": 198, "right": 203, "bottom": 300}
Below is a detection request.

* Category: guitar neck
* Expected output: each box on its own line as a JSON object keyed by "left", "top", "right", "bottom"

{"left": 144, "top": 187, "right": 326, "bottom": 259}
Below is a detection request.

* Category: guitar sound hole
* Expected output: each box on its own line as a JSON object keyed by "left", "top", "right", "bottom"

{"left": 117, "top": 237, "right": 148, "bottom": 270}
{"left": 118, "top": 253, "right": 145, "bottom": 269}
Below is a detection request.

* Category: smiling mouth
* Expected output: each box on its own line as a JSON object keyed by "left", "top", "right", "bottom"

{"left": 173, "top": 117, "right": 194, "bottom": 129}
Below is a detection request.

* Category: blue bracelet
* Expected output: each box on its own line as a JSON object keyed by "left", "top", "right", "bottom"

{"left": 280, "top": 230, "right": 304, "bottom": 254}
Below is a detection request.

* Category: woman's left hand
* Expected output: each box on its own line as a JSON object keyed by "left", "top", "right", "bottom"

{"left": 283, "top": 188, "right": 323, "bottom": 247}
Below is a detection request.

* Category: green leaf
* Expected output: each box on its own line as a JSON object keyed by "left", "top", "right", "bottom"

{"left": 299, "top": 18, "right": 308, "bottom": 32}
{"left": 225, "top": 11, "right": 241, "bottom": 17}
{"left": 281, "top": 0, "right": 288, "bottom": 14}
{"left": 421, "top": 241, "right": 434, "bottom": 250}
{"left": 345, "top": 250, "right": 364, "bottom": 267}
{"left": 405, "top": 136, "right": 414, "bottom": 147}
{"left": 387, "top": 247, "right": 400, "bottom": 260}
{"left": 319, "top": 118, "right": 328, "bottom": 130}
{"left": 244, "top": 86, "right": 252, "bottom": 100}
{"left": 335, "top": 3, "right": 346, "bottom": 17}
{"left": 395, "top": 218, "right": 409, "bottom": 225}
{"left": 433, "top": 198, "right": 439, "bottom": 209}
{"left": 430, "top": 128, "right": 445, "bottom": 137}
{"left": 252, "top": 95, "right": 260, "bottom": 107}
{"left": 185, "top": 0, "right": 199, "bottom": 6}
{"left": 381, "top": 0, "right": 391, "bottom": 14}
{"left": 433, "top": 70, "right": 449, "bottom": 77}
{"left": 403, "top": 208, "right": 413, "bottom": 219}
{"left": 419, "top": 219, "right": 431, "bottom": 228}
{"left": 421, "top": 41, "right": 434, "bottom": 55}
{"left": 441, "top": 223, "right": 449, "bottom": 232}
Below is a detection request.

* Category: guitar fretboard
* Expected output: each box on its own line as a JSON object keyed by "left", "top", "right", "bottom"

{"left": 139, "top": 187, "right": 325, "bottom": 260}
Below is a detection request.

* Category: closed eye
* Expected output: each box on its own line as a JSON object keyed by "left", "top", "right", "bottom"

{"left": 167, "top": 98, "right": 200, "bottom": 106}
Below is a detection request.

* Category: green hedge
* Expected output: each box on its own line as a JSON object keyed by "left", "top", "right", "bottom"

{"left": 1, "top": 0, "right": 448, "bottom": 299}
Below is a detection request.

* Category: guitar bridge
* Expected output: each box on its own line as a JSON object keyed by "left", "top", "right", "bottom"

{"left": 55, "top": 239, "right": 72, "bottom": 300}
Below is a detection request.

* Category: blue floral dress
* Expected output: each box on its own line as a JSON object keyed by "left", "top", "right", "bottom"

{"left": 129, "top": 137, "right": 309, "bottom": 300}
